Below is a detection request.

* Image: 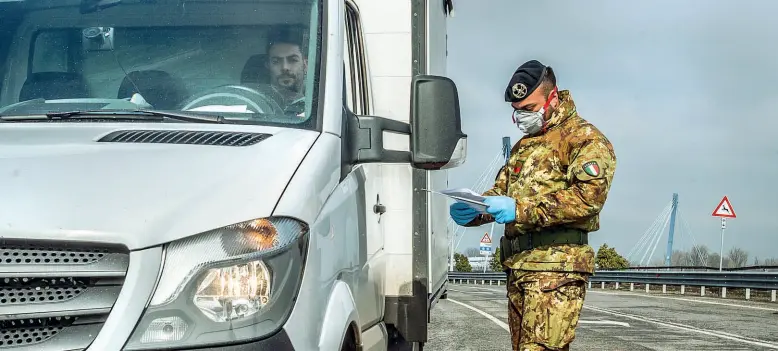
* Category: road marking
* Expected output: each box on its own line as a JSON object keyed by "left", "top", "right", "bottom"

{"left": 589, "top": 290, "right": 778, "bottom": 312}
{"left": 584, "top": 305, "right": 778, "bottom": 349}
{"left": 449, "top": 288, "right": 494, "bottom": 295}
{"left": 454, "top": 285, "right": 504, "bottom": 293}
{"left": 459, "top": 285, "right": 778, "bottom": 312}
{"left": 447, "top": 298, "right": 510, "bottom": 332}
{"left": 578, "top": 320, "right": 630, "bottom": 327}
{"left": 447, "top": 298, "right": 630, "bottom": 331}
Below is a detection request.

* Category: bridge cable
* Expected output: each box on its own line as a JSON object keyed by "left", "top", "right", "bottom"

{"left": 644, "top": 211, "right": 672, "bottom": 266}
{"left": 626, "top": 202, "right": 672, "bottom": 262}
{"left": 637, "top": 210, "right": 671, "bottom": 266}
{"left": 448, "top": 151, "right": 504, "bottom": 230}
{"left": 626, "top": 201, "right": 671, "bottom": 259}
{"left": 677, "top": 208, "right": 707, "bottom": 265}
{"left": 631, "top": 204, "right": 672, "bottom": 265}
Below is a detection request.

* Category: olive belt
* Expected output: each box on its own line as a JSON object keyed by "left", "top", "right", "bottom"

{"left": 501, "top": 227, "right": 588, "bottom": 255}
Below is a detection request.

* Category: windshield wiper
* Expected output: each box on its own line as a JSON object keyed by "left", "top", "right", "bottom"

{"left": 0, "top": 110, "right": 225, "bottom": 124}
{"left": 50, "top": 110, "right": 226, "bottom": 123}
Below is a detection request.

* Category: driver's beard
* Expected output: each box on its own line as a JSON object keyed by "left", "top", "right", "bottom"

{"left": 274, "top": 75, "right": 304, "bottom": 98}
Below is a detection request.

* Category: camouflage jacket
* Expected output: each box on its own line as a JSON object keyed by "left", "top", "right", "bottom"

{"left": 465, "top": 90, "right": 616, "bottom": 274}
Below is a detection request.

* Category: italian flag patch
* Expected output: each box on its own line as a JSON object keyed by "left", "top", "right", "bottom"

{"left": 583, "top": 161, "right": 600, "bottom": 177}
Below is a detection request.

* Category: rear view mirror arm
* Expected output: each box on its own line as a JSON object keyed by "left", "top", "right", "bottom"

{"left": 349, "top": 114, "right": 411, "bottom": 164}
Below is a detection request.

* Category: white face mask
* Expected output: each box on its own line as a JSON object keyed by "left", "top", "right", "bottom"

{"left": 510, "top": 87, "right": 557, "bottom": 135}
{"left": 512, "top": 108, "right": 545, "bottom": 135}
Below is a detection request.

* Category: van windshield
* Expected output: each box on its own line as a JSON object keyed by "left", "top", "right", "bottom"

{"left": 0, "top": 0, "right": 321, "bottom": 129}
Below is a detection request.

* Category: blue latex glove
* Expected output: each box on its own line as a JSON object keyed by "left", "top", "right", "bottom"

{"left": 484, "top": 196, "right": 516, "bottom": 224}
{"left": 450, "top": 202, "right": 478, "bottom": 225}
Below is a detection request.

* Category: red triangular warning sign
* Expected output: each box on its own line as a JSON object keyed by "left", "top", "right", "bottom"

{"left": 712, "top": 196, "right": 736, "bottom": 218}
{"left": 480, "top": 233, "right": 492, "bottom": 244}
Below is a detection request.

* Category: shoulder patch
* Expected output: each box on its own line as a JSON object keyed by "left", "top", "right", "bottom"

{"left": 582, "top": 161, "right": 600, "bottom": 177}
{"left": 573, "top": 158, "right": 608, "bottom": 181}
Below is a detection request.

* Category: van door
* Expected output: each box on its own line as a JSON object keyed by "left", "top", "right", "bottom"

{"left": 343, "top": 1, "right": 385, "bottom": 332}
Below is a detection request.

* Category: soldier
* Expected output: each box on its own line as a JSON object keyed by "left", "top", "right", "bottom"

{"left": 449, "top": 59, "right": 617, "bottom": 351}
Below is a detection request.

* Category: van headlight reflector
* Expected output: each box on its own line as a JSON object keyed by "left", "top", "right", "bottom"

{"left": 193, "top": 259, "right": 271, "bottom": 322}
{"left": 124, "top": 217, "right": 308, "bottom": 350}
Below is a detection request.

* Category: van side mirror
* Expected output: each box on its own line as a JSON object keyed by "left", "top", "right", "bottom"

{"left": 409, "top": 75, "right": 467, "bottom": 170}
{"left": 346, "top": 75, "right": 467, "bottom": 170}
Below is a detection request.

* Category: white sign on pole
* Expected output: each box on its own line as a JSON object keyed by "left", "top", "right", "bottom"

{"left": 712, "top": 196, "right": 736, "bottom": 271}
{"left": 479, "top": 232, "right": 492, "bottom": 256}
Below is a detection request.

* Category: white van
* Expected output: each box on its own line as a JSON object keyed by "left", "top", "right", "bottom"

{"left": 0, "top": 0, "right": 464, "bottom": 350}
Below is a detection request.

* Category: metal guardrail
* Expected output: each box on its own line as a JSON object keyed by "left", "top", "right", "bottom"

{"left": 608, "top": 265, "right": 778, "bottom": 272}
{"left": 591, "top": 271, "right": 778, "bottom": 290}
{"left": 448, "top": 270, "right": 778, "bottom": 294}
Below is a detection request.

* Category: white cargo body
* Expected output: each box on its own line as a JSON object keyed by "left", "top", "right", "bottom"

{"left": 348, "top": 0, "right": 453, "bottom": 343}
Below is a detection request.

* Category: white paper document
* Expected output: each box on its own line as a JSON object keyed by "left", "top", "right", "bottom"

{"left": 424, "top": 187, "right": 488, "bottom": 213}
{"left": 187, "top": 105, "right": 253, "bottom": 113}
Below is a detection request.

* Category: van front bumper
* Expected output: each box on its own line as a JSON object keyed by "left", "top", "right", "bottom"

{"left": 176, "top": 329, "right": 295, "bottom": 351}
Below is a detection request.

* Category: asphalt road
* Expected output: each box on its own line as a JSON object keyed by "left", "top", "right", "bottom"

{"left": 426, "top": 283, "right": 778, "bottom": 351}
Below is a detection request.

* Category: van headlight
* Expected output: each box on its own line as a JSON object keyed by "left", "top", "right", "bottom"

{"left": 123, "top": 217, "right": 308, "bottom": 350}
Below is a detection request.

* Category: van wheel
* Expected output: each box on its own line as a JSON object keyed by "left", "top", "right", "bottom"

{"left": 341, "top": 327, "right": 358, "bottom": 351}
{"left": 388, "top": 340, "right": 423, "bottom": 351}
{"left": 387, "top": 326, "right": 422, "bottom": 351}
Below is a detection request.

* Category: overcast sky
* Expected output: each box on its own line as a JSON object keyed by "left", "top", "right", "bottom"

{"left": 445, "top": 0, "right": 778, "bottom": 262}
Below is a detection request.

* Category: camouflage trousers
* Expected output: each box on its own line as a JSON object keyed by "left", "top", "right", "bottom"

{"left": 506, "top": 270, "right": 589, "bottom": 351}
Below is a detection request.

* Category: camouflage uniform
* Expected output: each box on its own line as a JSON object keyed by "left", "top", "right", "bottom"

{"left": 464, "top": 89, "right": 616, "bottom": 350}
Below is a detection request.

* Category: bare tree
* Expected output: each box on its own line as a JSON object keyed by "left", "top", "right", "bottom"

{"left": 764, "top": 258, "right": 778, "bottom": 265}
{"left": 707, "top": 253, "right": 730, "bottom": 269}
{"left": 671, "top": 250, "right": 689, "bottom": 266}
{"left": 688, "top": 245, "right": 709, "bottom": 266}
{"left": 727, "top": 247, "right": 749, "bottom": 268}
{"left": 464, "top": 248, "right": 480, "bottom": 257}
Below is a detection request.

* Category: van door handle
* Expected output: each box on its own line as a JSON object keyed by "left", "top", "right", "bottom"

{"left": 373, "top": 194, "right": 386, "bottom": 222}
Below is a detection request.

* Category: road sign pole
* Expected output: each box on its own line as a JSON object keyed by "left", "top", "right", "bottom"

{"left": 711, "top": 196, "right": 736, "bottom": 272}
{"left": 479, "top": 232, "right": 492, "bottom": 271}
{"left": 485, "top": 222, "right": 495, "bottom": 272}
{"left": 719, "top": 218, "right": 726, "bottom": 271}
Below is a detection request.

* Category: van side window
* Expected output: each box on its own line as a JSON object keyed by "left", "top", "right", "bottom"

{"left": 344, "top": 3, "right": 371, "bottom": 116}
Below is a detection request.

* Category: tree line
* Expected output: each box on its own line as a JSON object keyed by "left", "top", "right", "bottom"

{"left": 664, "top": 244, "right": 778, "bottom": 268}
{"left": 452, "top": 248, "right": 504, "bottom": 272}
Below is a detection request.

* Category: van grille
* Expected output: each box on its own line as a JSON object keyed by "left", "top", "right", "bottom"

{"left": 0, "top": 240, "right": 129, "bottom": 350}
{"left": 97, "top": 130, "right": 270, "bottom": 146}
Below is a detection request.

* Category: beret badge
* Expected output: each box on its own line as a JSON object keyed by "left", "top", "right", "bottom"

{"left": 511, "top": 83, "right": 527, "bottom": 100}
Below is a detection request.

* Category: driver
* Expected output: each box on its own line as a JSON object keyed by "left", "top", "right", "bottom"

{"left": 263, "top": 25, "right": 308, "bottom": 115}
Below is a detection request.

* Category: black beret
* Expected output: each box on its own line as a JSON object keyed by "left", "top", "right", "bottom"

{"left": 504, "top": 60, "right": 552, "bottom": 103}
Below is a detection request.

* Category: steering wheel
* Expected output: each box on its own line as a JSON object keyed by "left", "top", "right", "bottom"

{"left": 284, "top": 96, "right": 307, "bottom": 116}
{"left": 178, "top": 85, "right": 285, "bottom": 116}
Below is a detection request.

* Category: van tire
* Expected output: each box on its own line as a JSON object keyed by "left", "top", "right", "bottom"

{"left": 340, "top": 325, "right": 358, "bottom": 351}
{"left": 387, "top": 326, "right": 423, "bottom": 351}
{"left": 388, "top": 341, "right": 423, "bottom": 351}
